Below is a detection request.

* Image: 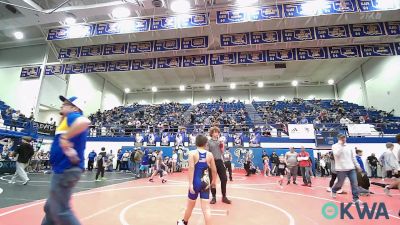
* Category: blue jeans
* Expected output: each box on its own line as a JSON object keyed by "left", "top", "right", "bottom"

{"left": 332, "top": 169, "right": 359, "bottom": 201}
{"left": 41, "top": 167, "right": 82, "bottom": 225}
{"left": 300, "top": 166, "right": 311, "bottom": 184}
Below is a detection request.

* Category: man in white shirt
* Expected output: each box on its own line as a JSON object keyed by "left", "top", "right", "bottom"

{"left": 331, "top": 134, "right": 363, "bottom": 204}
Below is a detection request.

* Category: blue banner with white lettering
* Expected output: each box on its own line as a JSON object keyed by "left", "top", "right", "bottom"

{"left": 103, "top": 43, "right": 127, "bottom": 55}
{"left": 107, "top": 60, "right": 131, "bottom": 72}
{"left": 297, "top": 47, "right": 329, "bottom": 60}
{"left": 349, "top": 22, "right": 386, "bottom": 37}
{"left": 95, "top": 19, "right": 150, "bottom": 35}
{"left": 21, "top": 66, "right": 41, "bottom": 78}
{"left": 58, "top": 47, "right": 80, "bottom": 59}
{"left": 357, "top": 0, "right": 398, "bottom": 11}
{"left": 47, "top": 24, "right": 95, "bottom": 40}
{"left": 45, "top": 64, "right": 64, "bottom": 75}
{"left": 238, "top": 51, "right": 266, "bottom": 64}
{"left": 385, "top": 21, "right": 400, "bottom": 35}
{"left": 180, "top": 13, "right": 209, "bottom": 28}
{"left": 216, "top": 9, "right": 246, "bottom": 24}
{"left": 315, "top": 25, "right": 350, "bottom": 39}
{"left": 283, "top": 0, "right": 357, "bottom": 17}
{"left": 266, "top": 49, "right": 296, "bottom": 61}
{"left": 395, "top": 43, "right": 400, "bottom": 55}
{"left": 221, "top": 33, "right": 250, "bottom": 46}
{"left": 328, "top": 45, "right": 361, "bottom": 58}
{"left": 64, "top": 64, "right": 85, "bottom": 74}
{"left": 210, "top": 53, "right": 237, "bottom": 65}
{"left": 85, "top": 62, "right": 107, "bottom": 73}
{"left": 154, "top": 39, "right": 180, "bottom": 52}
{"left": 181, "top": 36, "right": 208, "bottom": 49}
{"left": 80, "top": 45, "right": 103, "bottom": 57}
{"left": 131, "top": 58, "right": 156, "bottom": 70}
{"left": 183, "top": 55, "right": 209, "bottom": 67}
{"left": 361, "top": 43, "right": 395, "bottom": 57}
{"left": 151, "top": 16, "right": 178, "bottom": 31}
{"left": 128, "top": 41, "right": 153, "bottom": 53}
{"left": 157, "top": 57, "right": 182, "bottom": 69}
{"left": 250, "top": 30, "right": 281, "bottom": 44}
{"left": 248, "top": 5, "right": 283, "bottom": 21}
{"left": 283, "top": 28, "right": 315, "bottom": 42}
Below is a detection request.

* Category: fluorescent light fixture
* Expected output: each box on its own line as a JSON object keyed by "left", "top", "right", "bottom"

{"left": 257, "top": 82, "right": 264, "bottom": 88}
{"left": 205, "top": 84, "right": 210, "bottom": 90}
{"left": 179, "top": 85, "right": 185, "bottom": 91}
{"left": 302, "top": 0, "right": 329, "bottom": 16}
{"left": 152, "top": 86, "right": 158, "bottom": 92}
{"left": 170, "top": 0, "right": 191, "bottom": 13}
{"left": 112, "top": 7, "right": 131, "bottom": 19}
{"left": 292, "top": 80, "right": 298, "bottom": 86}
{"left": 230, "top": 83, "right": 236, "bottom": 89}
{"left": 309, "top": 95, "right": 315, "bottom": 99}
{"left": 280, "top": 96, "right": 286, "bottom": 100}
{"left": 236, "top": 0, "right": 258, "bottom": 7}
{"left": 124, "top": 88, "right": 130, "bottom": 93}
{"left": 14, "top": 31, "right": 23, "bottom": 40}
{"left": 68, "top": 25, "right": 91, "bottom": 38}
{"left": 39, "top": 105, "right": 50, "bottom": 111}
{"left": 377, "top": 0, "right": 395, "bottom": 9}
{"left": 65, "top": 16, "right": 76, "bottom": 25}
{"left": 328, "top": 79, "right": 335, "bottom": 85}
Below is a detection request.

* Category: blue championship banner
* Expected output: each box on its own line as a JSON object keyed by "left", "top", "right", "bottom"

{"left": 238, "top": 51, "right": 266, "bottom": 64}
{"left": 361, "top": 43, "right": 395, "bottom": 57}
{"left": 395, "top": 43, "right": 400, "bottom": 55}
{"left": 58, "top": 47, "right": 81, "bottom": 59}
{"left": 64, "top": 63, "right": 85, "bottom": 74}
{"left": 85, "top": 62, "right": 107, "bottom": 73}
{"left": 154, "top": 39, "right": 180, "bottom": 52}
{"left": 266, "top": 49, "right": 296, "bottom": 61}
{"left": 248, "top": 5, "right": 283, "bottom": 21}
{"left": 128, "top": 41, "right": 153, "bottom": 53}
{"left": 283, "top": 28, "right": 315, "bottom": 42}
{"left": 221, "top": 33, "right": 250, "bottom": 46}
{"left": 385, "top": 21, "right": 400, "bottom": 35}
{"left": 328, "top": 45, "right": 361, "bottom": 58}
{"left": 250, "top": 30, "right": 281, "bottom": 44}
{"left": 357, "top": 0, "right": 398, "bottom": 12}
{"left": 183, "top": 55, "right": 209, "bottom": 67}
{"left": 181, "top": 36, "right": 208, "bottom": 49}
{"left": 95, "top": 19, "right": 150, "bottom": 35}
{"left": 297, "top": 47, "right": 329, "bottom": 60}
{"left": 132, "top": 58, "right": 156, "bottom": 70}
{"left": 179, "top": 13, "right": 209, "bottom": 28}
{"left": 349, "top": 22, "right": 386, "bottom": 37}
{"left": 210, "top": 53, "right": 237, "bottom": 65}
{"left": 151, "top": 16, "right": 178, "bottom": 31}
{"left": 45, "top": 64, "right": 64, "bottom": 75}
{"left": 80, "top": 45, "right": 103, "bottom": 57}
{"left": 216, "top": 9, "right": 246, "bottom": 24}
{"left": 283, "top": 0, "right": 357, "bottom": 17}
{"left": 47, "top": 24, "right": 95, "bottom": 40}
{"left": 315, "top": 25, "right": 350, "bottom": 39}
{"left": 107, "top": 60, "right": 131, "bottom": 72}
{"left": 21, "top": 66, "right": 41, "bottom": 78}
{"left": 103, "top": 43, "right": 127, "bottom": 55}
{"left": 157, "top": 56, "right": 182, "bottom": 68}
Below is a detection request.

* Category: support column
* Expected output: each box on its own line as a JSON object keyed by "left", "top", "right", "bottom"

{"left": 359, "top": 65, "right": 370, "bottom": 108}
{"left": 34, "top": 44, "right": 50, "bottom": 119}
{"left": 192, "top": 89, "right": 194, "bottom": 104}
{"left": 249, "top": 88, "right": 252, "bottom": 103}
{"left": 333, "top": 84, "right": 338, "bottom": 100}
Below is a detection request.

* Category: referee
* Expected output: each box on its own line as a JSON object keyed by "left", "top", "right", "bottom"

{"left": 207, "top": 126, "right": 231, "bottom": 204}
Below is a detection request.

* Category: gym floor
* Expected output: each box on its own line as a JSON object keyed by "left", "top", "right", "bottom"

{"left": 0, "top": 171, "right": 398, "bottom": 225}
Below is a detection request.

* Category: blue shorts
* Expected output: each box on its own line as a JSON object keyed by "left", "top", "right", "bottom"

{"left": 188, "top": 186, "right": 210, "bottom": 200}
{"left": 140, "top": 165, "right": 149, "bottom": 171}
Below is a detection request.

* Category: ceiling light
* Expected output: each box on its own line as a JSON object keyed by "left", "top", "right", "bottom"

{"left": 124, "top": 88, "right": 130, "bottom": 93}
{"left": 179, "top": 85, "right": 185, "bottom": 91}
{"left": 280, "top": 96, "right": 285, "bottom": 100}
{"left": 236, "top": 0, "right": 258, "bottom": 7}
{"left": 65, "top": 15, "right": 76, "bottom": 25}
{"left": 14, "top": 31, "right": 23, "bottom": 40}
{"left": 205, "top": 84, "right": 210, "bottom": 90}
{"left": 230, "top": 83, "right": 236, "bottom": 89}
{"left": 292, "top": 80, "right": 298, "bottom": 86}
{"left": 302, "top": 0, "right": 329, "bottom": 16}
{"left": 170, "top": 0, "right": 191, "bottom": 13}
{"left": 112, "top": 7, "right": 131, "bottom": 19}
{"left": 328, "top": 79, "right": 335, "bottom": 85}
{"left": 152, "top": 86, "right": 158, "bottom": 92}
{"left": 257, "top": 82, "right": 264, "bottom": 88}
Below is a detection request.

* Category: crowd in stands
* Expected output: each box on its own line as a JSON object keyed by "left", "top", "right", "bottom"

{"left": 0, "top": 100, "right": 35, "bottom": 132}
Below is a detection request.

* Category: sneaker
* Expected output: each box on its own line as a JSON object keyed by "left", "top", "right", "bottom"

{"left": 95, "top": 179, "right": 101, "bottom": 182}
{"left": 22, "top": 180, "right": 29, "bottom": 185}
{"left": 210, "top": 197, "right": 216, "bottom": 204}
{"left": 352, "top": 199, "right": 363, "bottom": 205}
{"left": 8, "top": 180, "right": 15, "bottom": 184}
{"left": 326, "top": 187, "right": 332, "bottom": 192}
{"left": 293, "top": 181, "right": 297, "bottom": 185}
{"left": 384, "top": 186, "right": 392, "bottom": 197}
{"left": 177, "top": 219, "right": 187, "bottom": 225}
{"left": 162, "top": 179, "right": 167, "bottom": 183}
{"left": 331, "top": 191, "right": 337, "bottom": 199}
{"left": 287, "top": 181, "right": 290, "bottom": 185}
{"left": 149, "top": 179, "right": 154, "bottom": 182}
{"left": 307, "top": 183, "right": 312, "bottom": 187}
{"left": 101, "top": 177, "right": 107, "bottom": 181}
{"left": 222, "top": 196, "right": 231, "bottom": 204}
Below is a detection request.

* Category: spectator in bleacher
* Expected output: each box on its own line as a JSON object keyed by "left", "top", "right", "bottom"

{"left": 298, "top": 147, "right": 312, "bottom": 187}
{"left": 380, "top": 142, "right": 400, "bottom": 179}
{"left": 8, "top": 136, "right": 34, "bottom": 185}
{"left": 340, "top": 116, "right": 352, "bottom": 125}
{"left": 359, "top": 116, "right": 366, "bottom": 124}
{"left": 367, "top": 153, "right": 379, "bottom": 178}
{"left": 87, "top": 150, "right": 96, "bottom": 171}
{"left": 11, "top": 110, "right": 20, "bottom": 131}
{"left": 299, "top": 116, "right": 309, "bottom": 124}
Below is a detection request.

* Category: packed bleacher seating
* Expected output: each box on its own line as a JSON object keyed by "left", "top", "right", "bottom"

{"left": 0, "top": 99, "right": 37, "bottom": 138}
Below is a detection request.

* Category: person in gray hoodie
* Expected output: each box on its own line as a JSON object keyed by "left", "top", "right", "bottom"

{"left": 285, "top": 147, "right": 298, "bottom": 185}
{"left": 380, "top": 142, "right": 400, "bottom": 179}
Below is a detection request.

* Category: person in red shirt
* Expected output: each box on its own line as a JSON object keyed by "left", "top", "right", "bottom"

{"left": 297, "top": 146, "right": 312, "bottom": 187}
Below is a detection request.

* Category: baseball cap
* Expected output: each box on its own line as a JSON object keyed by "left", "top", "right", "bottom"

{"left": 337, "top": 134, "right": 346, "bottom": 139}
{"left": 59, "top": 96, "right": 86, "bottom": 112}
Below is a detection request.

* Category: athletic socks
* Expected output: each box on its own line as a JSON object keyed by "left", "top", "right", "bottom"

{"left": 177, "top": 219, "right": 188, "bottom": 225}
{"left": 211, "top": 187, "right": 216, "bottom": 197}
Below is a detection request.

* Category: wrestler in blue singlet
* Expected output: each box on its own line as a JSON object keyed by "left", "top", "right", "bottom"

{"left": 188, "top": 149, "right": 210, "bottom": 200}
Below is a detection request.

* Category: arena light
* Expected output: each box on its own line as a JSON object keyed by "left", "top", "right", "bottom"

{"left": 14, "top": 31, "right": 23, "bottom": 40}
{"left": 236, "top": 0, "right": 258, "bottom": 7}
{"left": 377, "top": 0, "right": 395, "bottom": 9}
{"left": 112, "top": 7, "right": 131, "bottom": 19}
{"left": 257, "top": 81, "right": 264, "bottom": 88}
{"left": 292, "top": 80, "right": 298, "bottom": 86}
{"left": 152, "top": 86, "right": 158, "bottom": 92}
{"left": 205, "top": 84, "right": 210, "bottom": 90}
{"left": 230, "top": 83, "right": 236, "bottom": 89}
{"left": 170, "top": 0, "right": 191, "bottom": 13}
{"left": 124, "top": 88, "right": 130, "bottom": 93}
{"left": 302, "top": 0, "right": 329, "bottom": 16}
{"left": 64, "top": 14, "right": 76, "bottom": 25}
{"left": 328, "top": 79, "right": 335, "bottom": 85}
{"left": 280, "top": 96, "right": 286, "bottom": 100}
{"left": 179, "top": 85, "right": 185, "bottom": 91}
